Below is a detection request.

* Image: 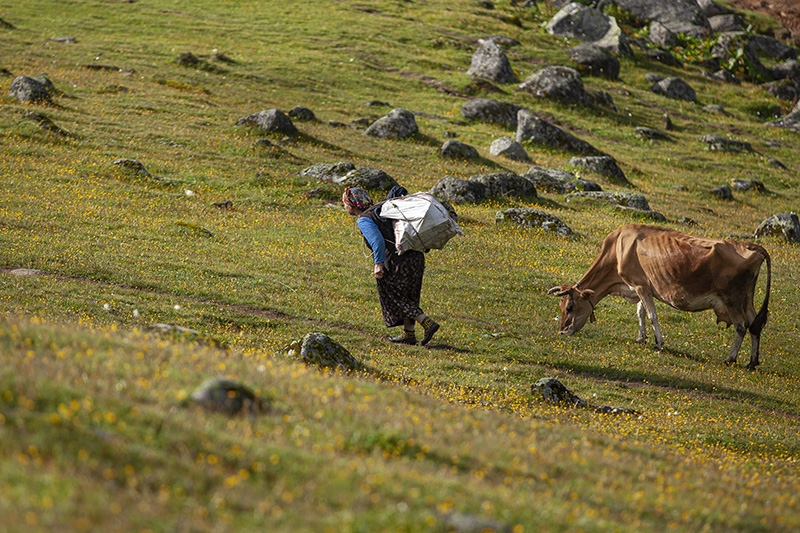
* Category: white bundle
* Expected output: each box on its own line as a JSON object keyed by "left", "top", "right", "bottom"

{"left": 380, "top": 192, "right": 464, "bottom": 254}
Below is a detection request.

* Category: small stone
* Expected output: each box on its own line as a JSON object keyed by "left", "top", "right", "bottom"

{"left": 189, "top": 378, "right": 267, "bottom": 416}
{"left": 532, "top": 378, "right": 586, "bottom": 407}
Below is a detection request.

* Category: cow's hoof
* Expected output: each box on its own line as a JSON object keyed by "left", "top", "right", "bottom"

{"left": 653, "top": 344, "right": 663, "bottom": 352}
{"left": 724, "top": 358, "right": 737, "bottom": 365}
{"left": 746, "top": 363, "right": 759, "bottom": 371}
{"left": 635, "top": 337, "right": 646, "bottom": 344}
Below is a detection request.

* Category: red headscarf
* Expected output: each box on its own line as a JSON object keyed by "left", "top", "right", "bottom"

{"left": 342, "top": 186, "right": 373, "bottom": 211}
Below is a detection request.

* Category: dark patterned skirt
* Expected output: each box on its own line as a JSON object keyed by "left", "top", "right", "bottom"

{"left": 376, "top": 250, "right": 425, "bottom": 327}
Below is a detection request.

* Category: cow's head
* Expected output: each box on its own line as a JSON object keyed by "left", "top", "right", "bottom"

{"left": 547, "top": 283, "right": 596, "bottom": 335}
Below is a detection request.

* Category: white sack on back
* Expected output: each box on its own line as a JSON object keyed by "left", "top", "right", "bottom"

{"left": 380, "top": 192, "right": 464, "bottom": 254}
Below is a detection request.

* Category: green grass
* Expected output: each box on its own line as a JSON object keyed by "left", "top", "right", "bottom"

{"left": 2, "top": 1, "right": 800, "bottom": 531}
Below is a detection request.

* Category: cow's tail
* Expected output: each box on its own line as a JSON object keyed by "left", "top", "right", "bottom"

{"left": 750, "top": 246, "right": 771, "bottom": 336}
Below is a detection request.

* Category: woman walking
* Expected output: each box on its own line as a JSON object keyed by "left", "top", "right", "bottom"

{"left": 343, "top": 186, "right": 440, "bottom": 346}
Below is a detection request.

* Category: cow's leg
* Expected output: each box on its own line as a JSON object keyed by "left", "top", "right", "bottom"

{"left": 725, "top": 324, "right": 747, "bottom": 365}
{"left": 635, "top": 302, "right": 647, "bottom": 344}
{"left": 747, "top": 331, "right": 760, "bottom": 371}
{"left": 639, "top": 295, "right": 663, "bottom": 350}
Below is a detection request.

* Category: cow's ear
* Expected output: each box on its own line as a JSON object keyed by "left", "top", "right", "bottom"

{"left": 579, "top": 289, "right": 596, "bottom": 299}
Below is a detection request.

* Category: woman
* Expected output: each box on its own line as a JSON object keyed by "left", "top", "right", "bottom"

{"left": 343, "top": 186, "right": 440, "bottom": 346}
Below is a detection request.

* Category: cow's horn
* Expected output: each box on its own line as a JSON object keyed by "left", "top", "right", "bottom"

{"left": 548, "top": 286, "right": 570, "bottom": 297}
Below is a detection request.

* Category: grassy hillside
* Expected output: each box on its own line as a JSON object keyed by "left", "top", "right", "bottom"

{"left": 2, "top": 1, "right": 800, "bottom": 531}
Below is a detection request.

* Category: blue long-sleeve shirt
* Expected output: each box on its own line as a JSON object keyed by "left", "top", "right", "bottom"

{"left": 357, "top": 216, "right": 387, "bottom": 264}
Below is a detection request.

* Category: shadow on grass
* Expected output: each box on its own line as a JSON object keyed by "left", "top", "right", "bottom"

{"left": 409, "top": 131, "right": 447, "bottom": 148}
{"left": 527, "top": 196, "right": 567, "bottom": 210}
{"left": 294, "top": 132, "right": 357, "bottom": 157}
{"left": 423, "top": 342, "right": 471, "bottom": 353}
{"left": 539, "top": 357, "right": 798, "bottom": 414}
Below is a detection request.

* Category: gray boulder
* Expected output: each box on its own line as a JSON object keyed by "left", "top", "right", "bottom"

{"left": 609, "top": 0, "right": 710, "bottom": 37}
{"left": 731, "top": 179, "right": 766, "bottom": 192}
{"left": 495, "top": 208, "right": 572, "bottom": 237}
{"left": 650, "top": 77, "right": 696, "bottom": 102}
{"left": 589, "top": 88, "right": 617, "bottom": 112}
{"left": 516, "top": 109, "right": 604, "bottom": 156}
{"left": 177, "top": 51, "right": 200, "bottom": 67}
{"left": 113, "top": 158, "right": 150, "bottom": 175}
{"left": 568, "top": 156, "right": 628, "bottom": 185}
{"left": 648, "top": 21, "right": 680, "bottom": 48}
{"left": 568, "top": 43, "right": 620, "bottom": 80}
{"left": 339, "top": 167, "right": 399, "bottom": 191}
{"left": 754, "top": 213, "right": 800, "bottom": 243}
{"left": 698, "top": 0, "right": 735, "bottom": 17}
{"left": 10, "top": 75, "right": 54, "bottom": 103}
{"left": 519, "top": 66, "right": 588, "bottom": 106}
{"left": 430, "top": 173, "right": 537, "bottom": 203}
{"left": 236, "top": 109, "right": 298, "bottom": 135}
{"left": 635, "top": 127, "right": 672, "bottom": 141}
{"left": 709, "top": 14, "right": 745, "bottom": 33}
{"left": 546, "top": 2, "right": 633, "bottom": 55}
{"left": 112, "top": 158, "right": 160, "bottom": 180}
{"left": 466, "top": 40, "right": 517, "bottom": 84}
{"left": 440, "top": 140, "right": 479, "bottom": 159}
{"left": 566, "top": 191, "right": 651, "bottom": 211}
{"left": 709, "top": 184, "right": 733, "bottom": 199}
{"left": 189, "top": 378, "right": 267, "bottom": 416}
{"left": 489, "top": 137, "right": 530, "bottom": 162}
{"left": 746, "top": 34, "right": 797, "bottom": 62}
{"left": 288, "top": 105, "right": 317, "bottom": 121}
{"left": 533, "top": 376, "right": 638, "bottom": 415}
{"left": 766, "top": 106, "right": 800, "bottom": 133}
{"left": 298, "top": 161, "right": 356, "bottom": 183}
{"left": 286, "top": 332, "right": 362, "bottom": 371}
{"left": 761, "top": 79, "right": 800, "bottom": 102}
{"left": 592, "top": 15, "right": 633, "bottom": 57}
{"left": 769, "top": 60, "right": 800, "bottom": 83}
{"left": 471, "top": 172, "right": 537, "bottom": 199}
{"left": 644, "top": 49, "right": 682, "bottom": 68}
{"left": 430, "top": 176, "right": 488, "bottom": 204}
{"left": 699, "top": 134, "right": 752, "bottom": 152}
{"left": 532, "top": 378, "right": 586, "bottom": 407}
{"left": 364, "top": 108, "right": 418, "bottom": 139}
{"left": 461, "top": 98, "right": 523, "bottom": 129}
{"left": 711, "top": 69, "right": 741, "bottom": 84}
{"left": 522, "top": 166, "right": 600, "bottom": 194}
{"left": 768, "top": 158, "right": 788, "bottom": 170}
{"left": 546, "top": 3, "right": 610, "bottom": 41}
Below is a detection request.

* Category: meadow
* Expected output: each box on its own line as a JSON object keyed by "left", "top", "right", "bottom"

{"left": 1, "top": 1, "right": 800, "bottom": 531}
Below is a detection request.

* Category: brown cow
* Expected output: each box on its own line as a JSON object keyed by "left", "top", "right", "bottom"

{"left": 548, "top": 224, "right": 771, "bottom": 369}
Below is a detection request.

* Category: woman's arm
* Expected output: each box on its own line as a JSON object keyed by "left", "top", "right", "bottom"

{"left": 357, "top": 217, "right": 387, "bottom": 264}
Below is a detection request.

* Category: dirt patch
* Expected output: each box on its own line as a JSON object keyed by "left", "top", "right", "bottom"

{"left": 725, "top": 0, "right": 800, "bottom": 42}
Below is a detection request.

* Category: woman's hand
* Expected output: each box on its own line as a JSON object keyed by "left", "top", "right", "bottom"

{"left": 373, "top": 262, "right": 385, "bottom": 279}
